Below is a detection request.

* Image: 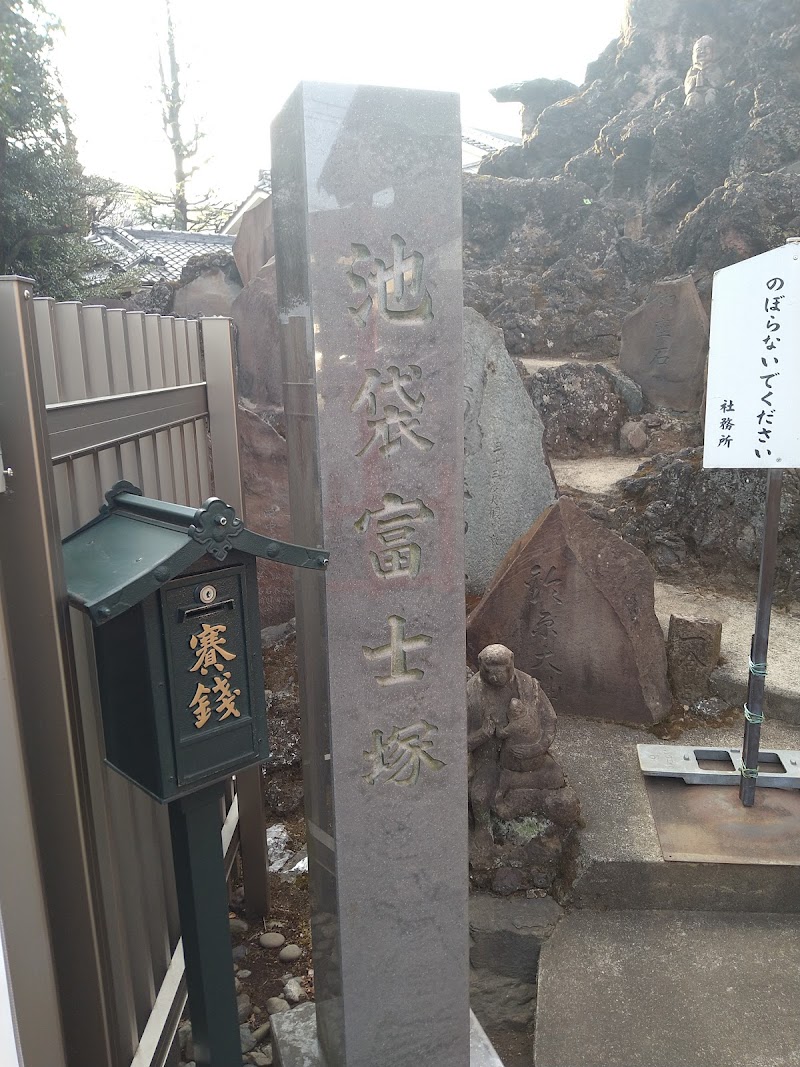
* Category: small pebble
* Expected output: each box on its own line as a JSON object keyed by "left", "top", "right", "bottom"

{"left": 265, "top": 997, "right": 290, "bottom": 1015}
{"left": 259, "top": 932, "right": 286, "bottom": 950}
{"left": 240, "top": 1025, "right": 257, "bottom": 1054}
{"left": 229, "top": 917, "right": 249, "bottom": 935}
{"left": 237, "top": 993, "right": 253, "bottom": 1023}
{"left": 250, "top": 1050, "right": 273, "bottom": 1067}
{"left": 238, "top": 969, "right": 252, "bottom": 979}
{"left": 235, "top": 977, "right": 242, "bottom": 994}
{"left": 278, "top": 943, "right": 302, "bottom": 963}
{"left": 232, "top": 945, "right": 249, "bottom": 961}
{"left": 251, "top": 1021, "right": 271, "bottom": 1043}
{"left": 283, "top": 978, "right": 306, "bottom": 1004}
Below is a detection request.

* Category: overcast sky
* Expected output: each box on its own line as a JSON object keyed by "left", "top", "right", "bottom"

{"left": 49, "top": 0, "right": 627, "bottom": 211}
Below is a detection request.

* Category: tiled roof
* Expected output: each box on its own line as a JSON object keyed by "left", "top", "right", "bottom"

{"left": 221, "top": 171, "right": 272, "bottom": 236}
{"left": 88, "top": 227, "right": 235, "bottom": 284}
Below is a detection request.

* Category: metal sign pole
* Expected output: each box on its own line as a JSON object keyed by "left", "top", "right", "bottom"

{"left": 739, "top": 468, "right": 783, "bottom": 806}
{"left": 639, "top": 240, "right": 800, "bottom": 801}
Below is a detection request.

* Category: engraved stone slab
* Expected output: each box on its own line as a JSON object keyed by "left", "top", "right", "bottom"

{"left": 272, "top": 84, "right": 471, "bottom": 1067}
{"left": 666, "top": 614, "right": 722, "bottom": 702}
{"left": 464, "top": 308, "right": 555, "bottom": 595}
{"left": 467, "top": 497, "right": 671, "bottom": 724}
{"left": 619, "top": 276, "right": 709, "bottom": 412}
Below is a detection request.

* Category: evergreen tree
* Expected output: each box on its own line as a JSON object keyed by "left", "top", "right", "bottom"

{"left": 0, "top": 0, "right": 126, "bottom": 298}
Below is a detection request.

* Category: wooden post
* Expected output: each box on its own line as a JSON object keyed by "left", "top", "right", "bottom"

{"left": 0, "top": 277, "right": 114, "bottom": 1064}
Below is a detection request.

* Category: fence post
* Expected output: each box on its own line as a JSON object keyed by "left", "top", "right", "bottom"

{"left": 0, "top": 277, "right": 116, "bottom": 1064}
{"left": 0, "top": 559, "right": 67, "bottom": 1067}
{"left": 201, "top": 316, "right": 270, "bottom": 918}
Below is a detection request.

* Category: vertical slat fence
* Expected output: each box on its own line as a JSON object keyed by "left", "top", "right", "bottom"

{"left": 0, "top": 278, "right": 268, "bottom": 1067}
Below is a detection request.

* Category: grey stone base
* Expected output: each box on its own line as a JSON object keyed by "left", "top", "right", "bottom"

{"left": 271, "top": 1002, "right": 504, "bottom": 1067}
{"left": 555, "top": 715, "right": 800, "bottom": 912}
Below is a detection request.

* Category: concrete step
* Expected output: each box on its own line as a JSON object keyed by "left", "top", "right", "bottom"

{"left": 534, "top": 909, "right": 800, "bottom": 1067}
{"left": 554, "top": 716, "right": 800, "bottom": 913}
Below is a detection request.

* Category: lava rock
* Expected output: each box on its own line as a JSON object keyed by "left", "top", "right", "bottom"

{"left": 523, "top": 363, "right": 629, "bottom": 458}
{"left": 620, "top": 419, "right": 649, "bottom": 453}
{"left": 607, "top": 449, "right": 800, "bottom": 591}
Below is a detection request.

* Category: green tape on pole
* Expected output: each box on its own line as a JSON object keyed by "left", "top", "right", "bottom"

{"left": 744, "top": 704, "right": 765, "bottom": 725}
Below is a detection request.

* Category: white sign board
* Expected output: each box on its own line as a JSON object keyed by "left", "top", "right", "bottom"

{"left": 704, "top": 242, "right": 800, "bottom": 468}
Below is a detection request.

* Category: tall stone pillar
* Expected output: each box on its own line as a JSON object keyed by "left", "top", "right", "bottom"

{"left": 271, "top": 83, "right": 479, "bottom": 1067}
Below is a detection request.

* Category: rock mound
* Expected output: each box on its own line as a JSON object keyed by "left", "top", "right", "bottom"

{"left": 602, "top": 448, "right": 800, "bottom": 592}
{"left": 465, "top": 0, "right": 800, "bottom": 363}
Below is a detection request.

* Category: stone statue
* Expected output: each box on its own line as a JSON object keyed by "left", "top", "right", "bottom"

{"left": 683, "top": 36, "right": 724, "bottom": 111}
{"left": 467, "top": 644, "right": 579, "bottom": 837}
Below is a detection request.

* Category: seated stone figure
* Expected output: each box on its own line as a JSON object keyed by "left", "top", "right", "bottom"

{"left": 467, "top": 644, "right": 579, "bottom": 832}
{"left": 684, "top": 35, "right": 724, "bottom": 111}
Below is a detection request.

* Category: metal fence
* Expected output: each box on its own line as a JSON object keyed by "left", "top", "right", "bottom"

{"left": 0, "top": 277, "right": 269, "bottom": 1067}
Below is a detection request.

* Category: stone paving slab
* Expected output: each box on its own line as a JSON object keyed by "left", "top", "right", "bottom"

{"left": 272, "top": 1002, "right": 505, "bottom": 1067}
{"left": 553, "top": 716, "right": 800, "bottom": 912}
{"left": 654, "top": 581, "right": 800, "bottom": 726}
{"left": 535, "top": 909, "right": 800, "bottom": 1067}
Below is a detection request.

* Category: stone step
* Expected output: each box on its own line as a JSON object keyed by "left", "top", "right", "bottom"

{"left": 554, "top": 716, "right": 800, "bottom": 913}
{"left": 534, "top": 909, "right": 800, "bottom": 1067}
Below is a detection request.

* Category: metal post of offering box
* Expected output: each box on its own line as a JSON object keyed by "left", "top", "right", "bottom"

{"left": 63, "top": 482, "right": 328, "bottom": 1067}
